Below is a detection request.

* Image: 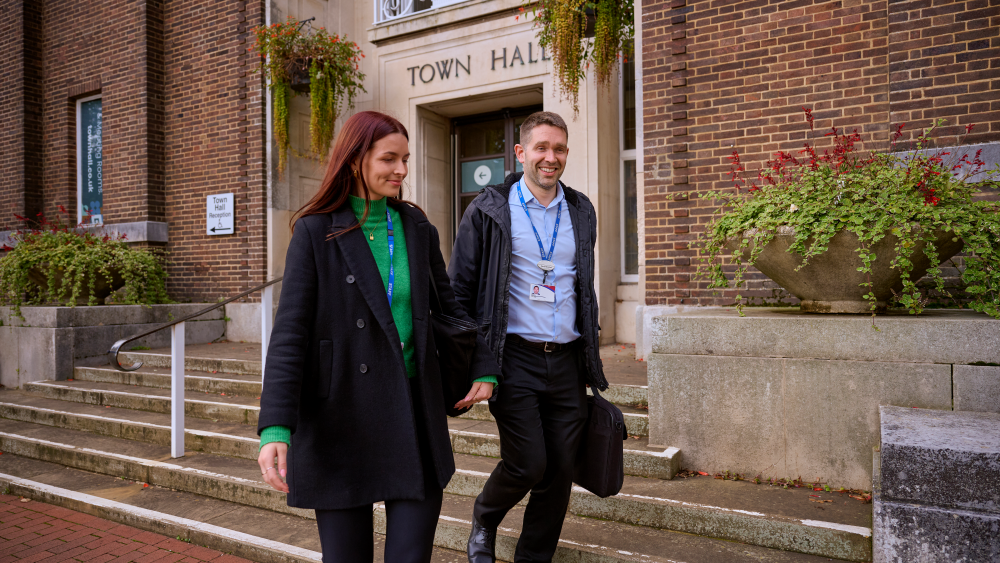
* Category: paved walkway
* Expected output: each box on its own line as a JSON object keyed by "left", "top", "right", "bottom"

{"left": 0, "top": 495, "right": 253, "bottom": 563}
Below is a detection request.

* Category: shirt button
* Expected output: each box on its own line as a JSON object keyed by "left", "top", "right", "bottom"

{"left": 357, "top": 319, "right": 365, "bottom": 328}
{"left": 346, "top": 275, "right": 355, "bottom": 283}
{"left": 359, "top": 364, "right": 368, "bottom": 373}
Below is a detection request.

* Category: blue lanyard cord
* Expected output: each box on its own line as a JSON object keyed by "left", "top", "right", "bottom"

{"left": 386, "top": 209, "right": 394, "bottom": 307}
{"left": 515, "top": 181, "right": 561, "bottom": 265}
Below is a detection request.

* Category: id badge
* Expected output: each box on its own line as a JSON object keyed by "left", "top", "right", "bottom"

{"left": 529, "top": 283, "right": 556, "bottom": 303}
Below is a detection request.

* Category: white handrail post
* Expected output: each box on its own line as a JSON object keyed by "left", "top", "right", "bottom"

{"left": 261, "top": 284, "right": 273, "bottom": 383}
{"left": 171, "top": 321, "right": 186, "bottom": 458}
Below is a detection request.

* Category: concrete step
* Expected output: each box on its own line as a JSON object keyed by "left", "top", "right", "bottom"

{"left": 119, "top": 350, "right": 261, "bottom": 376}
{"left": 0, "top": 452, "right": 466, "bottom": 562}
{"left": 448, "top": 416, "right": 678, "bottom": 480}
{"left": 74, "top": 364, "right": 263, "bottom": 397}
{"left": 0, "top": 424, "right": 851, "bottom": 562}
{"left": 0, "top": 416, "right": 870, "bottom": 560}
{"left": 460, "top": 401, "right": 649, "bottom": 436}
{"left": 21, "top": 380, "right": 260, "bottom": 425}
{"left": 117, "top": 351, "right": 649, "bottom": 407}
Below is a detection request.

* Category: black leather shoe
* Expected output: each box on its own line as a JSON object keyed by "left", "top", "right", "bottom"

{"left": 467, "top": 519, "right": 496, "bottom": 563}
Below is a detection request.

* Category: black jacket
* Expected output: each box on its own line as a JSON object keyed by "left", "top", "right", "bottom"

{"left": 448, "top": 172, "right": 608, "bottom": 391}
{"left": 258, "top": 201, "right": 499, "bottom": 510}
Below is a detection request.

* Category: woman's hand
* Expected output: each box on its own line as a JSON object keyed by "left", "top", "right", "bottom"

{"left": 258, "top": 442, "right": 289, "bottom": 493}
{"left": 455, "top": 381, "right": 494, "bottom": 410}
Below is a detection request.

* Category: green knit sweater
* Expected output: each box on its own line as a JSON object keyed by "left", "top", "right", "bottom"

{"left": 259, "top": 196, "right": 496, "bottom": 449}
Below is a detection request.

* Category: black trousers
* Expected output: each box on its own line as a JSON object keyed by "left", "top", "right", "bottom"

{"left": 473, "top": 338, "right": 589, "bottom": 562}
{"left": 314, "top": 378, "right": 443, "bottom": 563}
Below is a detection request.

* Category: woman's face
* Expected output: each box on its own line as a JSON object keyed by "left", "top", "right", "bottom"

{"left": 355, "top": 133, "right": 409, "bottom": 200}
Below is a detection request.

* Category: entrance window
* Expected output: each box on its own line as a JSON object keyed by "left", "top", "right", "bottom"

{"left": 454, "top": 107, "right": 540, "bottom": 234}
{"left": 76, "top": 94, "right": 104, "bottom": 226}
{"left": 620, "top": 59, "right": 638, "bottom": 280}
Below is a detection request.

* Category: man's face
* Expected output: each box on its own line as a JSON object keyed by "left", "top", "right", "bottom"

{"left": 515, "top": 124, "right": 569, "bottom": 192}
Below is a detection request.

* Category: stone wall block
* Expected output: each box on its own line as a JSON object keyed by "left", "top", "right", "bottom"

{"left": 879, "top": 406, "right": 1000, "bottom": 512}
{"left": 783, "top": 362, "right": 952, "bottom": 488}
{"left": 954, "top": 365, "right": 1000, "bottom": 413}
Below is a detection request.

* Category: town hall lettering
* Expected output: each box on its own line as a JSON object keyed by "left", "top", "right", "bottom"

{"left": 406, "top": 43, "right": 550, "bottom": 86}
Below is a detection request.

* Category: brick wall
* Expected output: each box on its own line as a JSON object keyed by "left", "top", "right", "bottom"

{"left": 642, "top": 0, "right": 1000, "bottom": 307}
{"left": 0, "top": 0, "right": 267, "bottom": 303}
{"left": 163, "top": 0, "right": 267, "bottom": 301}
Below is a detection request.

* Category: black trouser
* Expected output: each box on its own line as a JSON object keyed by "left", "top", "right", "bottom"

{"left": 473, "top": 337, "right": 589, "bottom": 562}
{"left": 315, "top": 378, "right": 443, "bottom": 563}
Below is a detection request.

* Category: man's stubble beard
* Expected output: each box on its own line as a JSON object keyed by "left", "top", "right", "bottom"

{"left": 525, "top": 164, "right": 561, "bottom": 192}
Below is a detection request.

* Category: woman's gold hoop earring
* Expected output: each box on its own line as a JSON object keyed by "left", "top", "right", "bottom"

{"left": 352, "top": 169, "right": 359, "bottom": 178}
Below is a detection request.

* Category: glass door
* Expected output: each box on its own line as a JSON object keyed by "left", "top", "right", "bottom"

{"left": 454, "top": 106, "right": 541, "bottom": 235}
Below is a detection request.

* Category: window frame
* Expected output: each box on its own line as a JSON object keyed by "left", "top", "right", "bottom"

{"left": 619, "top": 62, "right": 639, "bottom": 283}
{"left": 76, "top": 93, "right": 104, "bottom": 226}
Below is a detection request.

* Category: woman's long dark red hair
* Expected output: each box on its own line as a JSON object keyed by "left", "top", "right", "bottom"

{"left": 291, "top": 111, "right": 412, "bottom": 235}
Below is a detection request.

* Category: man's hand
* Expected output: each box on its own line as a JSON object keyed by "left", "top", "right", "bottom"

{"left": 258, "top": 441, "right": 289, "bottom": 493}
{"left": 455, "top": 381, "right": 494, "bottom": 410}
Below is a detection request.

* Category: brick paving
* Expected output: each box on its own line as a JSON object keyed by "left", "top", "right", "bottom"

{"left": 0, "top": 496, "right": 254, "bottom": 563}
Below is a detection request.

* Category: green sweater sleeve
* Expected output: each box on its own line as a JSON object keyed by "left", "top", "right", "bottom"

{"left": 473, "top": 375, "right": 498, "bottom": 385}
{"left": 260, "top": 425, "right": 291, "bottom": 449}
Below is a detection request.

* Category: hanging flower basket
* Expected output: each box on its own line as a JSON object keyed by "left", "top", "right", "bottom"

{"left": 251, "top": 19, "right": 366, "bottom": 175}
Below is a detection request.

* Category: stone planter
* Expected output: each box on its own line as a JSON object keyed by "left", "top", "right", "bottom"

{"left": 27, "top": 266, "right": 125, "bottom": 305}
{"left": 727, "top": 228, "right": 964, "bottom": 313}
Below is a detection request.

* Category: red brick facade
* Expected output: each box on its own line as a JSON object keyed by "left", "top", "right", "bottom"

{"left": 0, "top": 0, "right": 267, "bottom": 302}
{"left": 641, "top": 0, "right": 1000, "bottom": 306}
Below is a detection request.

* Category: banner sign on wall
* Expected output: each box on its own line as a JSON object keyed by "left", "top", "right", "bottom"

{"left": 79, "top": 98, "right": 103, "bottom": 225}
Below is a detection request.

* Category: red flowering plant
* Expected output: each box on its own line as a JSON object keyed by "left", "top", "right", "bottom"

{"left": 699, "top": 109, "right": 1000, "bottom": 318}
{"left": 251, "top": 18, "right": 366, "bottom": 174}
{"left": 0, "top": 208, "right": 169, "bottom": 319}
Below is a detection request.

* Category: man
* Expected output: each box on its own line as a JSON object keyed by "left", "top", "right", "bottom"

{"left": 449, "top": 111, "right": 608, "bottom": 562}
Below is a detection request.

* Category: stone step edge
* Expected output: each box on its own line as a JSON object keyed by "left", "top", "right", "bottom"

{"left": 460, "top": 403, "right": 649, "bottom": 437}
{"left": 0, "top": 427, "right": 870, "bottom": 562}
{"left": 21, "top": 382, "right": 260, "bottom": 426}
{"left": 119, "top": 352, "right": 262, "bottom": 376}
{"left": 0, "top": 471, "right": 322, "bottom": 563}
{"left": 74, "top": 366, "right": 262, "bottom": 394}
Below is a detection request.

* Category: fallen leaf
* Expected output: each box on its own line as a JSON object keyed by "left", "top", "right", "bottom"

{"left": 697, "top": 471, "right": 709, "bottom": 476}
{"left": 814, "top": 487, "right": 823, "bottom": 491}
{"left": 809, "top": 499, "right": 833, "bottom": 503}
{"left": 143, "top": 484, "right": 149, "bottom": 488}
{"left": 19, "top": 498, "right": 29, "bottom": 503}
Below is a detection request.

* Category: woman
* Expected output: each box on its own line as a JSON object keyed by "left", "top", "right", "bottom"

{"left": 257, "top": 111, "right": 499, "bottom": 562}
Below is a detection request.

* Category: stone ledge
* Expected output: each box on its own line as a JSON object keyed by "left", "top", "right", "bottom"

{"left": 1, "top": 304, "right": 222, "bottom": 328}
{"left": 879, "top": 406, "right": 1000, "bottom": 512}
{"left": 367, "top": 0, "right": 521, "bottom": 44}
{"left": 651, "top": 308, "right": 1000, "bottom": 364}
{"left": 0, "top": 221, "right": 168, "bottom": 248}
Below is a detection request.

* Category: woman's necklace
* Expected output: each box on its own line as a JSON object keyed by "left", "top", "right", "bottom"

{"left": 365, "top": 213, "right": 384, "bottom": 241}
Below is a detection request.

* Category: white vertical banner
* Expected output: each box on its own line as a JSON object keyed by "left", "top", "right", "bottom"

{"left": 261, "top": 284, "right": 274, "bottom": 383}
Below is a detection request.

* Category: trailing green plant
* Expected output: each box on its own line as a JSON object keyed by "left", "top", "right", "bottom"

{"left": 697, "top": 110, "right": 1000, "bottom": 318}
{"left": 522, "top": 0, "right": 634, "bottom": 113}
{"left": 251, "top": 18, "right": 365, "bottom": 175}
{"left": 0, "top": 208, "right": 171, "bottom": 318}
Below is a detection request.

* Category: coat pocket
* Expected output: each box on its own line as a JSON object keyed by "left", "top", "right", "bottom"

{"left": 318, "top": 339, "right": 333, "bottom": 399}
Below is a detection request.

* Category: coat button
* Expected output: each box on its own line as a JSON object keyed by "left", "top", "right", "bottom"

{"left": 346, "top": 275, "right": 355, "bottom": 283}
{"left": 357, "top": 319, "right": 365, "bottom": 328}
{"left": 359, "top": 364, "right": 368, "bottom": 373}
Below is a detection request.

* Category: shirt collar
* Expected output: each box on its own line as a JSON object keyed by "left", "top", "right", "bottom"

{"left": 510, "top": 178, "right": 565, "bottom": 209}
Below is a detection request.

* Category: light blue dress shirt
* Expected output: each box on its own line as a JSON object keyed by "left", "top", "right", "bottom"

{"left": 506, "top": 179, "right": 580, "bottom": 344}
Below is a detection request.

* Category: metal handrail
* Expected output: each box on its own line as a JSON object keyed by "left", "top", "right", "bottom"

{"left": 107, "top": 277, "right": 283, "bottom": 371}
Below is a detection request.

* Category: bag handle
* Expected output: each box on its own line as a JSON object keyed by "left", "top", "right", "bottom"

{"left": 428, "top": 271, "right": 442, "bottom": 314}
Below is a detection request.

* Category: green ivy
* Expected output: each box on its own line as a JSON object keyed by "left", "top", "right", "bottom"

{"left": 0, "top": 212, "right": 170, "bottom": 319}
{"left": 697, "top": 115, "right": 1000, "bottom": 319}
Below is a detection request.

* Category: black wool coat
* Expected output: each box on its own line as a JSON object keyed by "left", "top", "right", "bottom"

{"left": 258, "top": 201, "right": 499, "bottom": 510}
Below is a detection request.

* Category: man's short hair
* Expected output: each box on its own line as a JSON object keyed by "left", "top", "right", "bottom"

{"left": 519, "top": 111, "right": 569, "bottom": 146}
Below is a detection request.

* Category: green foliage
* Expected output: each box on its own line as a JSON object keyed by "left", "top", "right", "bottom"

{"left": 698, "top": 115, "right": 1000, "bottom": 318}
{"left": 0, "top": 211, "right": 170, "bottom": 319}
{"left": 251, "top": 18, "right": 366, "bottom": 174}
{"left": 524, "top": 0, "right": 634, "bottom": 113}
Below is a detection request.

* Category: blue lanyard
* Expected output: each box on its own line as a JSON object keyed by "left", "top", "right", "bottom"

{"left": 515, "top": 181, "right": 561, "bottom": 266}
{"left": 385, "top": 209, "right": 395, "bottom": 307}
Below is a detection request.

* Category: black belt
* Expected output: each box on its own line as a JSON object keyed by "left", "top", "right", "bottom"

{"left": 506, "top": 334, "right": 580, "bottom": 353}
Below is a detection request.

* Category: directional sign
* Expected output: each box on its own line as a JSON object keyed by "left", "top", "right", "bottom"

{"left": 461, "top": 158, "right": 504, "bottom": 193}
{"left": 474, "top": 165, "right": 492, "bottom": 186}
{"left": 207, "top": 193, "right": 234, "bottom": 235}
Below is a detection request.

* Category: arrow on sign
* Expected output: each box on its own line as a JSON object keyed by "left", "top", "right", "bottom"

{"left": 210, "top": 227, "right": 231, "bottom": 233}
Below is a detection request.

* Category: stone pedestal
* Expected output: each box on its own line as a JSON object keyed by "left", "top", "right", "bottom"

{"left": 874, "top": 406, "right": 1000, "bottom": 562}
{"left": 647, "top": 308, "right": 1000, "bottom": 490}
{"left": 0, "top": 305, "right": 224, "bottom": 387}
